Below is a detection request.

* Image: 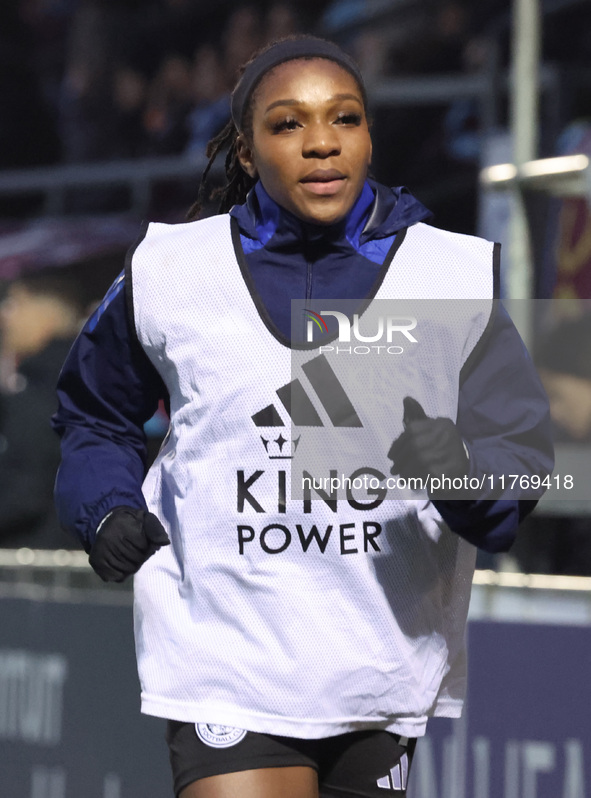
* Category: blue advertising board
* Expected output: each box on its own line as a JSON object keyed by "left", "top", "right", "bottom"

{"left": 409, "top": 622, "right": 590, "bottom": 798}
{"left": 0, "top": 596, "right": 170, "bottom": 798}
{"left": 1, "top": 594, "right": 589, "bottom": 797}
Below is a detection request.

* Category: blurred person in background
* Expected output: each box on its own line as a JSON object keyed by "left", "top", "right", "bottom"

{"left": 222, "top": 5, "right": 264, "bottom": 83}
{"left": 368, "top": 0, "right": 486, "bottom": 235}
{"left": 184, "top": 44, "right": 231, "bottom": 157}
{"left": 135, "top": 0, "right": 227, "bottom": 72}
{"left": 58, "top": 0, "right": 148, "bottom": 163}
{"left": 512, "top": 313, "right": 591, "bottom": 575}
{"left": 58, "top": 0, "right": 117, "bottom": 162}
{"left": 263, "top": 2, "right": 299, "bottom": 44}
{"left": 110, "top": 64, "right": 149, "bottom": 159}
{"left": 142, "top": 54, "right": 193, "bottom": 156}
{"left": 537, "top": 313, "right": 591, "bottom": 444}
{"left": 19, "top": 0, "right": 77, "bottom": 118}
{"left": 0, "top": 269, "right": 87, "bottom": 549}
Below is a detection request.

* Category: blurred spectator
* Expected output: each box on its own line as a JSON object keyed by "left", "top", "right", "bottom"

{"left": 0, "top": 269, "right": 88, "bottom": 549}
{"left": 9, "top": 0, "right": 332, "bottom": 174}
{"left": 134, "top": 0, "right": 227, "bottom": 74}
{"left": 350, "top": 29, "right": 388, "bottom": 84}
{"left": 551, "top": 123, "right": 591, "bottom": 304}
{"left": 513, "top": 313, "right": 591, "bottom": 576}
{"left": 442, "top": 36, "right": 491, "bottom": 166}
{"left": 57, "top": 0, "right": 145, "bottom": 162}
{"left": 370, "top": 0, "right": 483, "bottom": 234}
{"left": 185, "top": 45, "right": 230, "bottom": 156}
{"left": 320, "top": 0, "right": 367, "bottom": 33}
{"left": 389, "top": 0, "right": 471, "bottom": 75}
{"left": 19, "top": 0, "right": 78, "bottom": 114}
{"left": 222, "top": 5, "right": 264, "bottom": 84}
{"left": 142, "top": 55, "right": 192, "bottom": 155}
{"left": 263, "top": 2, "right": 299, "bottom": 45}
{"left": 536, "top": 313, "right": 591, "bottom": 443}
{"left": 58, "top": 0, "right": 116, "bottom": 161}
{"left": 110, "top": 65, "right": 149, "bottom": 159}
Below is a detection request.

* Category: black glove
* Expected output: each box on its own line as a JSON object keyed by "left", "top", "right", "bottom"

{"left": 89, "top": 506, "right": 170, "bottom": 582}
{"left": 388, "top": 397, "right": 469, "bottom": 482}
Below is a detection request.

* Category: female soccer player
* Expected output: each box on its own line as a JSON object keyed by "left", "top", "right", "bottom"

{"left": 53, "top": 36, "right": 553, "bottom": 798}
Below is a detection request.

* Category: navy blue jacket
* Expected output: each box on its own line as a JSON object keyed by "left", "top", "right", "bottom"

{"left": 53, "top": 180, "right": 553, "bottom": 553}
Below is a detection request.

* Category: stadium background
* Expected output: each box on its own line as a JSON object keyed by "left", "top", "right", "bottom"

{"left": 1, "top": 1, "right": 590, "bottom": 796}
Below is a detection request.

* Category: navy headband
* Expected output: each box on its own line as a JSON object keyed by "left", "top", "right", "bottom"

{"left": 231, "top": 37, "right": 367, "bottom": 130}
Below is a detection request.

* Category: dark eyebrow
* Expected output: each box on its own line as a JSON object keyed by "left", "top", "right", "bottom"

{"left": 264, "top": 93, "right": 363, "bottom": 113}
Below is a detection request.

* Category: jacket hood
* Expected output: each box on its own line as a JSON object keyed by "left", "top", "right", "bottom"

{"left": 361, "top": 180, "right": 432, "bottom": 241}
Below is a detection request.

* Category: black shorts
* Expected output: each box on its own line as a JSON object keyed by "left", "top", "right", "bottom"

{"left": 166, "top": 720, "right": 416, "bottom": 797}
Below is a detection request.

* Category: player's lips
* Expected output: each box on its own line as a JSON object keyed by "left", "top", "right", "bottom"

{"left": 299, "top": 169, "right": 346, "bottom": 196}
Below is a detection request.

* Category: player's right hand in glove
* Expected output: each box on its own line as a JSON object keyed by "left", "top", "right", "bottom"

{"left": 88, "top": 506, "right": 170, "bottom": 583}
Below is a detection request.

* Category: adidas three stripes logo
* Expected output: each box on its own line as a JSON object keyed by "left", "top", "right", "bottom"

{"left": 251, "top": 354, "right": 363, "bottom": 429}
{"left": 377, "top": 751, "right": 409, "bottom": 791}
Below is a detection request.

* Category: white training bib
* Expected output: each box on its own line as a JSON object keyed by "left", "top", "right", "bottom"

{"left": 130, "top": 214, "right": 495, "bottom": 738}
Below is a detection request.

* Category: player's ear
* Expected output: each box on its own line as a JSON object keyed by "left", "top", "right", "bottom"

{"left": 236, "top": 133, "right": 257, "bottom": 179}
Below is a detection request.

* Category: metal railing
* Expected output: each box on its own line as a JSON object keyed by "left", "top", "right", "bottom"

{"left": 0, "top": 64, "right": 562, "bottom": 218}
{"left": 1, "top": 548, "right": 590, "bottom": 621}
{"left": 480, "top": 152, "right": 591, "bottom": 197}
{"left": 0, "top": 153, "right": 213, "bottom": 217}
{"left": 0, "top": 548, "right": 132, "bottom": 604}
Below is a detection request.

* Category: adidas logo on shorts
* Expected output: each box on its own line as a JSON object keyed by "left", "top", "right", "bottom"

{"left": 376, "top": 750, "right": 409, "bottom": 791}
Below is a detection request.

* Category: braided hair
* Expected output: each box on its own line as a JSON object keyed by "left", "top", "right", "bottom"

{"left": 186, "top": 114, "right": 255, "bottom": 221}
{"left": 187, "top": 34, "right": 368, "bottom": 221}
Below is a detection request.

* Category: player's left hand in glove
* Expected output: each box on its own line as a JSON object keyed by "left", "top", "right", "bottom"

{"left": 388, "top": 396, "right": 469, "bottom": 483}
{"left": 88, "top": 506, "right": 170, "bottom": 583}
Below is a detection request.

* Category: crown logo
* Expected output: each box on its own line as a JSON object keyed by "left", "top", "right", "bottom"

{"left": 259, "top": 434, "right": 301, "bottom": 460}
